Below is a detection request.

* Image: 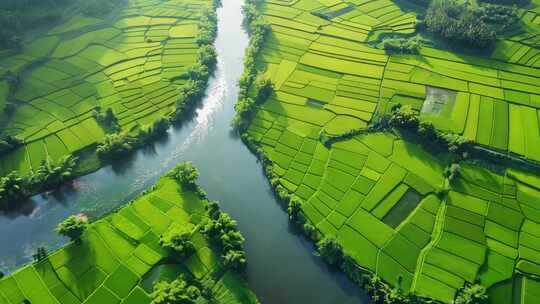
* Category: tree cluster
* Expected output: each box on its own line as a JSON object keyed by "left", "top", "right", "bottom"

{"left": 0, "top": 155, "right": 77, "bottom": 210}
{"left": 473, "top": 3, "right": 519, "bottom": 33}
{"left": 381, "top": 35, "right": 422, "bottom": 54}
{"left": 159, "top": 225, "right": 195, "bottom": 258}
{"left": 201, "top": 201, "right": 247, "bottom": 271}
{"left": 423, "top": 0, "right": 496, "bottom": 49}
{"left": 94, "top": 107, "right": 119, "bottom": 133}
{"left": 151, "top": 277, "right": 200, "bottom": 304}
{"left": 232, "top": 0, "right": 271, "bottom": 131}
{"left": 388, "top": 105, "right": 473, "bottom": 155}
{"left": 0, "top": 135, "right": 22, "bottom": 156}
{"left": 96, "top": 133, "right": 135, "bottom": 159}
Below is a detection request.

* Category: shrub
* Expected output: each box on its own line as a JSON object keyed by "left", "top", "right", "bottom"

{"left": 444, "top": 163, "right": 461, "bottom": 182}
{"left": 96, "top": 133, "right": 134, "bottom": 158}
{"left": 287, "top": 196, "right": 302, "bottom": 222}
{"left": 94, "top": 107, "right": 119, "bottom": 132}
{"left": 382, "top": 35, "right": 422, "bottom": 54}
{"left": 151, "top": 278, "right": 200, "bottom": 304}
{"left": 316, "top": 237, "right": 344, "bottom": 266}
{"left": 455, "top": 284, "right": 488, "bottom": 304}
{"left": 160, "top": 225, "right": 195, "bottom": 258}
{"left": 222, "top": 249, "right": 247, "bottom": 271}
{"left": 56, "top": 215, "right": 88, "bottom": 243}
{"left": 173, "top": 162, "right": 199, "bottom": 189}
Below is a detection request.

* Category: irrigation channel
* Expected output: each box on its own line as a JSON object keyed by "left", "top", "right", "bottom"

{"left": 0, "top": 1, "right": 369, "bottom": 303}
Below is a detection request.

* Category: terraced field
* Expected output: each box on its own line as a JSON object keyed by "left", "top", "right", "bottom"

{"left": 0, "top": 167, "right": 258, "bottom": 304}
{"left": 241, "top": 0, "right": 540, "bottom": 302}
{"left": 0, "top": 0, "right": 214, "bottom": 176}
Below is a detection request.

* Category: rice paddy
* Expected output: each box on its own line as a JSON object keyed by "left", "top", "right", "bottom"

{"left": 0, "top": 169, "right": 259, "bottom": 304}
{"left": 0, "top": 0, "right": 214, "bottom": 176}
{"left": 242, "top": 0, "right": 540, "bottom": 302}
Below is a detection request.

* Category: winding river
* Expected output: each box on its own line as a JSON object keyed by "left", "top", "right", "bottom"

{"left": 0, "top": 1, "right": 368, "bottom": 303}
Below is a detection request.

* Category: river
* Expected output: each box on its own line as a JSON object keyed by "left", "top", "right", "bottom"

{"left": 0, "top": 1, "right": 368, "bottom": 303}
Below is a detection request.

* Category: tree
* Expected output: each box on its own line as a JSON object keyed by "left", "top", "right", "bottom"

{"left": 159, "top": 225, "right": 194, "bottom": 258}
{"left": 444, "top": 163, "right": 461, "bottom": 182}
{"left": 96, "top": 133, "right": 133, "bottom": 158}
{"left": 32, "top": 247, "right": 48, "bottom": 262}
{"left": 316, "top": 237, "right": 344, "bottom": 266}
{"left": 173, "top": 162, "right": 199, "bottom": 189}
{"left": 382, "top": 35, "right": 422, "bottom": 54}
{"left": 56, "top": 215, "right": 88, "bottom": 243}
{"left": 0, "top": 171, "right": 27, "bottom": 209}
{"left": 287, "top": 196, "right": 302, "bottom": 222}
{"left": 151, "top": 278, "right": 200, "bottom": 304}
{"left": 389, "top": 105, "right": 420, "bottom": 130}
{"left": 222, "top": 250, "right": 247, "bottom": 271}
{"left": 455, "top": 284, "right": 488, "bottom": 304}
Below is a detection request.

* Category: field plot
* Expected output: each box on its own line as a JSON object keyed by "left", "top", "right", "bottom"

{"left": 245, "top": 0, "right": 540, "bottom": 301}
{"left": 0, "top": 170, "right": 258, "bottom": 304}
{"left": 0, "top": 0, "right": 214, "bottom": 176}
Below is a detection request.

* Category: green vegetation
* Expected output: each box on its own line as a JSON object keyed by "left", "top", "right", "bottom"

{"left": 424, "top": 0, "right": 496, "bottom": 48}
{"left": 151, "top": 277, "right": 200, "bottom": 304}
{"left": 56, "top": 215, "right": 88, "bottom": 244}
{"left": 0, "top": 0, "right": 219, "bottom": 200}
{"left": 381, "top": 36, "right": 422, "bottom": 54}
{"left": 0, "top": 163, "right": 259, "bottom": 304}
{"left": 235, "top": 0, "right": 540, "bottom": 302}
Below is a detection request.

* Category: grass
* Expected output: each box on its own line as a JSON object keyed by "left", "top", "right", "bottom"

{"left": 0, "top": 168, "right": 259, "bottom": 304}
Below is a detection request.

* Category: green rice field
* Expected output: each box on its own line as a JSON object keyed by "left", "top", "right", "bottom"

{"left": 242, "top": 0, "right": 540, "bottom": 302}
{"left": 0, "top": 0, "right": 214, "bottom": 176}
{"left": 0, "top": 168, "right": 259, "bottom": 304}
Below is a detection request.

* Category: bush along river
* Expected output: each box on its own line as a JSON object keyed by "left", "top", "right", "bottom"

{"left": 0, "top": 1, "right": 369, "bottom": 303}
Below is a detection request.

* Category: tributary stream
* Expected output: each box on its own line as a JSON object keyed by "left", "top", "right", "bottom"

{"left": 0, "top": 1, "right": 368, "bottom": 303}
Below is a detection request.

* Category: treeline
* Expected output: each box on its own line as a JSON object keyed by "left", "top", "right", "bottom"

{"left": 418, "top": 0, "right": 519, "bottom": 49}
{"left": 169, "top": 162, "right": 248, "bottom": 271}
{"left": 0, "top": 155, "right": 77, "bottom": 210}
{"left": 231, "top": 0, "right": 271, "bottom": 131}
{"left": 96, "top": 5, "right": 219, "bottom": 160}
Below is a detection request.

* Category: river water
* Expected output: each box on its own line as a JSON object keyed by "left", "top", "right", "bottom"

{"left": 0, "top": 1, "right": 368, "bottom": 303}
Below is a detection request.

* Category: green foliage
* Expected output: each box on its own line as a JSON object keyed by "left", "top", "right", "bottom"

{"left": 232, "top": 3, "right": 270, "bottom": 131}
{"left": 381, "top": 35, "right": 422, "bottom": 54}
{"left": 96, "top": 133, "right": 134, "bottom": 158}
{"left": 32, "top": 247, "right": 48, "bottom": 263}
{"left": 0, "top": 135, "right": 22, "bottom": 155}
{"left": 389, "top": 105, "right": 472, "bottom": 155}
{"left": 160, "top": 226, "right": 195, "bottom": 258}
{"left": 0, "top": 156, "right": 77, "bottom": 209}
{"left": 196, "top": 7, "right": 218, "bottom": 46}
{"left": 316, "top": 237, "right": 344, "bottom": 266}
{"left": 287, "top": 196, "right": 302, "bottom": 222}
{"left": 0, "top": 172, "right": 28, "bottom": 209}
{"left": 202, "top": 205, "right": 247, "bottom": 271}
{"left": 473, "top": 4, "right": 519, "bottom": 32}
{"left": 30, "top": 155, "right": 77, "bottom": 187}
{"left": 444, "top": 163, "right": 461, "bottom": 182}
{"left": 56, "top": 215, "right": 88, "bottom": 243}
{"left": 94, "top": 107, "right": 119, "bottom": 133}
{"left": 151, "top": 277, "right": 200, "bottom": 304}
{"left": 222, "top": 250, "right": 247, "bottom": 271}
{"left": 172, "top": 162, "right": 199, "bottom": 189}
{"left": 454, "top": 284, "right": 488, "bottom": 304}
{"left": 424, "top": 0, "right": 496, "bottom": 48}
